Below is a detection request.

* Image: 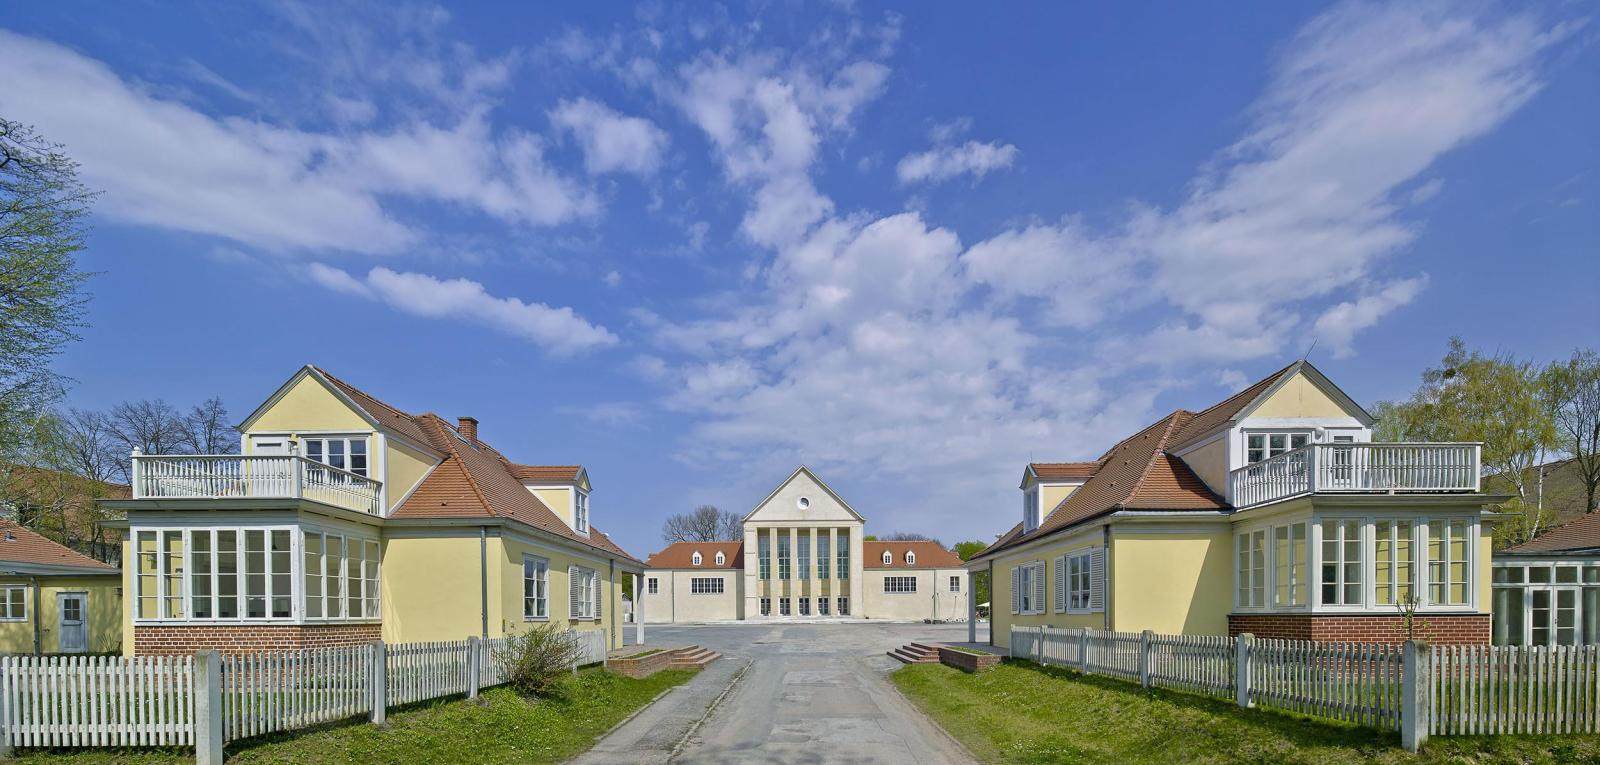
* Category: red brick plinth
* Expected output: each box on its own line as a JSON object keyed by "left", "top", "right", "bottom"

{"left": 134, "top": 623, "right": 383, "bottom": 655}
{"left": 1227, "top": 612, "right": 1489, "bottom": 644}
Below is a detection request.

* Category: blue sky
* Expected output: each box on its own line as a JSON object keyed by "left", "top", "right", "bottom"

{"left": 2, "top": 1, "right": 1595, "bottom": 557}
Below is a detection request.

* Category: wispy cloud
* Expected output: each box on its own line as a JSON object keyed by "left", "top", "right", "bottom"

{"left": 550, "top": 97, "right": 669, "bottom": 176}
{"left": 897, "top": 139, "right": 1019, "bottom": 185}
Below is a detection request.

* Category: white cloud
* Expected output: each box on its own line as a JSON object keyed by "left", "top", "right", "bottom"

{"left": 896, "top": 139, "right": 1019, "bottom": 185}
{"left": 549, "top": 98, "right": 669, "bottom": 176}
{"left": 306, "top": 264, "right": 618, "bottom": 354}
{"left": 1312, "top": 277, "right": 1429, "bottom": 357}
{"left": 0, "top": 30, "right": 595, "bottom": 256}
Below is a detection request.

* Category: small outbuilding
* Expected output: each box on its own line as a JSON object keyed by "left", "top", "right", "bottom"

{"left": 1493, "top": 512, "right": 1600, "bottom": 647}
{"left": 0, "top": 519, "right": 122, "bottom": 654}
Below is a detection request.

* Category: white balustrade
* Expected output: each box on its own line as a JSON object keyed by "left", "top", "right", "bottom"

{"left": 131, "top": 454, "right": 382, "bottom": 515}
{"left": 1229, "top": 443, "right": 1480, "bottom": 509}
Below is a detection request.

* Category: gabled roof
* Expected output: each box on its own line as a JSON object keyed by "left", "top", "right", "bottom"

{"left": 1168, "top": 360, "right": 1373, "bottom": 451}
{"left": 646, "top": 541, "right": 744, "bottom": 569}
{"left": 1022, "top": 462, "right": 1100, "bottom": 488}
{"left": 0, "top": 519, "right": 117, "bottom": 573}
{"left": 1504, "top": 513, "right": 1600, "bottom": 555}
{"left": 865, "top": 540, "right": 964, "bottom": 569}
{"left": 253, "top": 366, "right": 640, "bottom": 566}
{"left": 511, "top": 465, "right": 586, "bottom": 484}
{"left": 741, "top": 466, "right": 866, "bottom": 523}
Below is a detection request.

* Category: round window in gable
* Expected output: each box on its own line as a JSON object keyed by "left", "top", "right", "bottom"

{"left": 797, "top": 497, "right": 811, "bottom": 510}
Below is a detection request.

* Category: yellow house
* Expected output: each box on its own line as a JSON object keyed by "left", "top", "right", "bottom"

{"left": 102, "top": 365, "right": 642, "bottom": 656}
{"left": 0, "top": 519, "right": 121, "bottom": 654}
{"left": 967, "top": 360, "right": 1504, "bottom": 646}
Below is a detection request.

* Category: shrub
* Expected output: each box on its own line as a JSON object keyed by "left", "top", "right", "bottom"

{"left": 494, "top": 622, "right": 582, "bottom": 697}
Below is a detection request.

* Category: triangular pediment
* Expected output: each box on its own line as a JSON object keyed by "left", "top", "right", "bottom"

{"left": 743, "top": 466, "right": 865, "bottom": 524}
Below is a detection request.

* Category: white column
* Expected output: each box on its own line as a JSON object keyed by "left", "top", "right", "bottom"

{"left": 967, "top": 570, "right": 977, "bottom": 643}
{"left": 768, "top": 526, "right": 779, "bottom": 616}
{"left": 788, "top": 527, "right": 799, "bottom": 614}
{"left": 828, "top": 527, "right": 838, "bottom": 611}
{"left": 634, "top": 572, "right": 645, "bottom": 644}
{"left": 806, "top": 528, "right": 817, "bottom": 615}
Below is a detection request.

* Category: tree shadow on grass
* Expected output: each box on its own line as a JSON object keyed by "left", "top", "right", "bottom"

{"left": 1005, "top": 660, "right": 1406, "bottom": 753}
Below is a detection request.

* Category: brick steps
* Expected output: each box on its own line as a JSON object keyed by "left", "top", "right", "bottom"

{"left": 888, "top": 642, "right": 940, "bottom": 664}
{"left": 668, "top": 645, "right": 721, "bottom": 669}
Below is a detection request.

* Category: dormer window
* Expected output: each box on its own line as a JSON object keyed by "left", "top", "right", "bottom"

{"left": 574, "top": 489, "right": 590, "bottom": 534}
{"left": 905, "top": 551, "right": 916, "bottom": 565}
{"left": 882, "top": 550, "right": 893, "bottom": 565}
{"left": 1023, "top": 487, "right": 1042, "bottom": 533}
{"left": 715, "top": 551, "right": 726, "bottom": 566}
{"left": 1245, "top": 432, "right": 1310, "bottom": 464}
{"left": 692, "top": 551, "right": 702, "bottom": 566}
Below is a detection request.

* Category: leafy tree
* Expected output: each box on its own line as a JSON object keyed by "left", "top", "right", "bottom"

{"left": 1375, "top": 338, "right": 1556, "bottom": 545}
{"left": 1542, "top": 348, "right": 1600, "bottom": 513}
{"left": 661, "top": 504, "right": 742, "bottom": 543}
{"left": 953, "top": 539, "right": 991, "bottom": 611}
{"left": 872, "top": 531, "right": 945, "bottom": 546}
{"left": 0, "top": 119, "right": 94, "bottom": 464}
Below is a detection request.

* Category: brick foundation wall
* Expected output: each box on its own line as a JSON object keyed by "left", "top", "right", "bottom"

{"left": 134, "top": 623, "right": 383, "bottom": 655}
{"left": 1228, "top": 612, "right": 1490, "bottom": 644}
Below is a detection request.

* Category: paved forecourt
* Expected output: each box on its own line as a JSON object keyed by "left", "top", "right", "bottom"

{"left": 579, "top": 621, "right": 982, "bottom": 765}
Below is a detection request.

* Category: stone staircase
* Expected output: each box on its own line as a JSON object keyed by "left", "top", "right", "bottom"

{"left": 887, "top": 642, "right": 941, "bottom": 664}
{"left": 668, "top": 644, "right": 721, "bottom": 669}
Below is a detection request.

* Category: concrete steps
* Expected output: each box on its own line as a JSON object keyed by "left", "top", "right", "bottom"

{"left": 668, "top": 645, "right": 721, "bottom": 669}
{"left": 888, "top": 642, "right": 941, "bottom": 664}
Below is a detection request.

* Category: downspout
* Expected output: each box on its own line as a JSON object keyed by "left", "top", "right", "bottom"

{"left": 987, "top": 560, "right": 994, "bottom": 647}
{"left": 608, "top": 559, "right": 617, "bottom": 647}
{"left": 1102, "top": 524, "right": 1112, "bottom": 631}
{"left": 479, "top": 526, "right": 489, "bottom": 641}
{"left": 30, "top": 576, "right": 41, "bottom": 656}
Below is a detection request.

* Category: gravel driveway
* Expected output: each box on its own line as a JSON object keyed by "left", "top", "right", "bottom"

{"left": 574, "top": 621, "right": 983, "bottom": 765}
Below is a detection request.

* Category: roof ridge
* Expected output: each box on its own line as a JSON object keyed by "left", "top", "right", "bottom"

{"left": 1119, "top": 412, "right": 1189, "bottom": 504}
{"left": 418, "top": 414, "right": 500, "bottom": 519}
{"left": 314, "top": 365, "right": 421, "bottom": 423}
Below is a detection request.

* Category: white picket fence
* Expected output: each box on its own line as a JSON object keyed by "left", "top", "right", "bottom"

{"left": 1250, "top": 639, "right": 1403, "bottom": 730}
{"left": 0, "top": 628, "right": 612, "bottom": 759}
{"left": 1429, "top": 644, "right": 1600, "bottom": 735}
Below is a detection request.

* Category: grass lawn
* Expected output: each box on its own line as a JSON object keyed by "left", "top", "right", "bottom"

{"left": 893, "top": 660, "right": 1600, "bottom": 765}
{"left": 12, "top": 667, "right": 695, "bottom": 765}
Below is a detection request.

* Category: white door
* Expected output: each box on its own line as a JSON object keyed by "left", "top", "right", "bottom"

{"left": 251, "top": 437, "right": 291, "bottom": 456}
{"left": 58, "top": 593, "right": 88, "bottom": 653}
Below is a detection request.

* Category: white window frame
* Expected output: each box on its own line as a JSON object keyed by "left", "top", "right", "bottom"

{"left": 779, "top": 596, "right": 791, "bottom": 616}
{"left": 818, "top": 596, "right": 830, "bottom": 615}
{"left": 689, "top": 577, "right": 724, "bottom": 594}
{"left": 905, "top": 551, "right": 916, "bottom": 566}
{"left": 692, "top": 551, "right": 702, "bottom": 566}
{"left": 1023, "top": 487, "right": 1041, "bottom": 532}
{"left": 950, "top": 575, "right": 961, "bottom": 592}
{"left": 301, "top": 435, "right": 370, "bottom": 478}
{"left": 798, "top": 596, "right": 811, "bottom": 615}
{"left": 883, "top": 576, "right": 918, "bottom": 594}
{"left": 1244, "top": 430, "right": 1312, "bottom": 465}
{"left": 1271, "top": 522, "right": 1309, "bottom": 609}
{"left": 300, "top": 528, "right": 381, "bottom": 623}
{"left": 759, "top": 596, "right": 771, "bottom": 616}
{"left": 715, "top": 551, "right": 725, "bottom": 566}
{"left": 523, "top": 555, "right": 549, "bottom": 620}
{"left": 1067, "top": 552, "right": 1093, "bottom": 611}
{"left": 836, "top": 596, "right": 850, "bottom": 615}
{"left": 139, "top": 525, "right": 371, "bottom": 625}
{"left": 1235, "top": 529, "right": 1267, "bottom": 610}
{"left": 1307, "top": 514, "right": 1480, "bottom": 613}
{"left": 0, "top": 586, "right": 26, "bottom": 621}
{"left": 882, "top": 551, "right": 892, "bottom": 565}
{"left": 647, "top": 577, "right": 659, "bottom": 595}
{"left": 573, "top": 489, "right": 590, "bottom": 534}
{"left": 1018, "top": 561, "right": 1046, "bottom": 615}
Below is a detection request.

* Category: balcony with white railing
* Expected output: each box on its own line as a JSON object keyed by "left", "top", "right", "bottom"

{"left": 1228, "top": 442, "right": 1481, "bottom": 510}
{"left": 130, "top": 452, "right": 382, "bottom": 516}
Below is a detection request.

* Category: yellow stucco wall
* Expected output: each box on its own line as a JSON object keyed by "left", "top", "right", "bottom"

{"left": 384, "top": 438, "right": 437, "bottom": 511}
{"left": 496, "top": 534, "right": 623, "bottom": 649}
{"left": 1182, "top": 438, "right": 1229, "bottom": 496}
{"left": 1250, "top": 372, "right": 1351, "bottom": 419}
{"left": 0, "top": 575, "right": 122, "bottom": 654}
{"left": 246, "top": 374, "right": 373, "bottom": 433}
{"left": 1039, "top": 484, "right": 1081, "bottom": 517}
{"left": 985, "top": 530, "right": 1106, "bottom": 648}
{"left": 381, "top": 535, "right": 487, "bottom": 643}
{"left": 1479, "top": 533, "right": 1493, "bottom": 614}
{"left": 528, "top": 487, "right": 574, "bottom": 528}
{"left": 1111, "top": 528, "right": 1233, "bottom": 635}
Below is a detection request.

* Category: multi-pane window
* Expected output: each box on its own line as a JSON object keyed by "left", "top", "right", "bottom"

{"left": 0, "top": 587, "right": 25, "bottom": 620}
{"left": 1246, "top": 432, "right": 1310, "bottom": 464}
{"left": 759, "top": 597, "right": 771, "bottom": 616}
{"left": 777, "top": 535, "right": 791, "bottom": 580}
{"left": 570, "top": 567, "right": 598, "bottom": 619}
{"left": 798, "top": 534, "right": 810, "bottom": 580}
{"left": 798, "top": 597, "right": 811, "bottom": 615}
{"left": 303, "top": 437, "right": 368, "bottom": 477}
{"left": 758, "top": 535, "right": 771, "bottom": 580}
{"left": 836, "top": 596, "right": 849, "bottom": 615}
{"left": 884, "top": 576, "right": 918, "bottom": 593}
{"left": 837, "top": 533, "right": 850, "bottom": 579}
{"left": 818, "top": 597, "right": 830, "bottom": 615}
{"left": 692, "top": 551, "right": 703, "bottom": 566}
{"left": 1023, "top": 489, "right": 1041, "bottom": 532}
{"left": 1375, "top": 520, "right": 1414, "bottom": 606}
{"left": 524, "top": 556, "right": 548, "bottom": 619}
{"left": 1320, "top": 519, "right": 1363, "bottom": 606}
{"left": 140, "top": 526, "right": 378, "bottom": 622}
{"left": 779, "top": 597, "right": 791, "bottom": 616}
{"left": 817, "top": 534, "right": 830, "bottom": 579}
{"left": 906, "top": 552, "right": 916, "bottom": 566}
{"left": 574, "top": 490, "right": 589, "bottom": 533}
{"left": 1428, "top": 519, "right": 1470, "bottom": 606}
{"left": 301, "top": 530, "right": 379, "bottom": 620}
{"left": 1017, "top": 561, "right": 1044, "bottom": 614}
{"left": 1236, "top": 530, "right": 1266, "bottom": 608}
{"left": 1067, "top": 553, "right": 1092, "bottom": 609}
{"left": 950, "top": 576, "right": 961, "bottom": 592}
{"left": 882, "top": 551, "right": 892, "bottom": 565}
{"left": 690, "top": 577, "right": 724, "bottom": 594}
{"left": 1272, "top": 524, "right": 1307, "bottom": 608}
{"left": 647, "top": 577, "right": 659, "bottom": 594}
{"left": 715, "top": 551, "right": 725, "bottom": 566}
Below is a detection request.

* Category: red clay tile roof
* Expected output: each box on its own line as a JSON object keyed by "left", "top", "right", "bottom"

{"left": 1505, "top": 513, "right": 1600, "bottom": 555}
{"left": 510, "top": 465, "right": 583, "bottom": 483}
{"left": 309, "top": 368, "right": 639, "bottom": 565}
{"left": 646, "top": 541, "right": 744, "bottom": 569}
{"left": 0, "top": 520, "right": 117, "bottom": 572}
{"left": 970, "top": 410, "right": 1227, "bottom": 563}
{"left": 865, "top": 540, "right": 965, "bottom": 569}
{"left": 1029, "top": 463, "right": 1100, "bottom": 482}
{"left": 1167, "top": 360, "right": 1302, "bottom": 451}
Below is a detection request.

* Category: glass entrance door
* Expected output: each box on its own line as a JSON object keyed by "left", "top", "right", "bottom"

{"left": 1530, "top": 587, "right": 1581, "bottom": 646}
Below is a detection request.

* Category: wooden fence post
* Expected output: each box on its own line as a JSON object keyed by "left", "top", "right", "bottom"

{"left": 1234, "top": 633, "right": 1253, "bottom": 708}
{"left": 1035, "top": 626, "right": 1045, "bottom": 662}
{"left": 467, "top": 637, "right": 482, "bottom": 702}
{"left": 0, "top": 656, "right": 12, "bottom": 758}
{"left": 195, "top": 650, "right": 224, "bottom": 765}
{"left": 1402, "top": 640, "right": 1429, "bottom": 752}
{"left": 370, "top": 641, "right": 387, "bottom": 726}
{"left": 1140, "top": 630, "right": 1154, "bottom": 688}
{"left": 1078, "top": 629, "right": 1089, "bottom": 671}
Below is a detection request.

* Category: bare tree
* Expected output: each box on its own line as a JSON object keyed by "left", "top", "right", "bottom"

{"left": 50, "top": 408, "right": 121, "bottom": 483}
{"left": 104, "top": 399, "right": 187, "bottom": 480}
{"left": 662, "top": 505, "right": 742, "bottom": 543}
{"left": 181, "top": 396, "right": 238, "bottom": 455}
{"left": 871, "top": 531, "right": 945, "bottom": 547}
